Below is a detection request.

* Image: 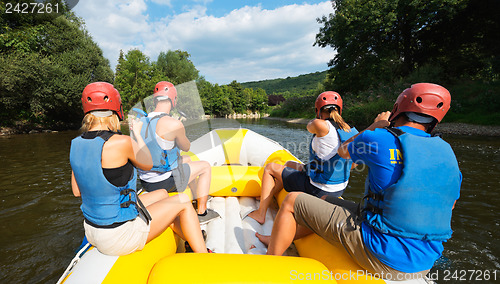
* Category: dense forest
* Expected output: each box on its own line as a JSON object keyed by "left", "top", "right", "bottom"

{"left": 267, "top": 0, "right": 500, "bottom": 127}
{"left": 114, "top": 48, "right": 269, "bottom": 118}
{"left": 1, "top": 0, "right": 499, "bottom": 132}
{"left": 241, "top": 71, "right": 327, "bottom": 96}
{"left": 0, "top": 0, "right": 113, "bottom": 130}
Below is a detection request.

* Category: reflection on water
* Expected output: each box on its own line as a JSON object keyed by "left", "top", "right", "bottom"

{"left": 0, "top": 119, "right": 498, "bottom": 283}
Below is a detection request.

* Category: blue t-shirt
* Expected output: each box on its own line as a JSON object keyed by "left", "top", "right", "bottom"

{"left": 348, "top": 126, "right": 456, "bottom": 273}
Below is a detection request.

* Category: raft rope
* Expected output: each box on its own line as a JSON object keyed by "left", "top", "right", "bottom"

{"left": 56, "top": 242, "right": 91, "bottom": 284}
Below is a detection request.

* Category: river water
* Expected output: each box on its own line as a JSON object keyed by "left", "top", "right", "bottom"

{"left": 0, "top": 118, "right": 498, "bottom": 283}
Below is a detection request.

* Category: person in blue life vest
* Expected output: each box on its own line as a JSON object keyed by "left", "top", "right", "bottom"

{"left": 247, "top": 92, "right": 358, "bottom": 225}
{"left": 70, "top": 82, "right": 209, "bottom": 256}
{"left": 259, "top": 83, "right": 461, "bottom": 280}
{"left": 137, "top": 81, "right": 219, "bottom": 225}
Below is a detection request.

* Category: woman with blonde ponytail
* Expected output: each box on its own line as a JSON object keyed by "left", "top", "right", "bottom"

{"left": 247, "top": 92, "right": 358, "bottom": 225}
{"left": 69, "top": 82, "right": 209, "bottom": 256}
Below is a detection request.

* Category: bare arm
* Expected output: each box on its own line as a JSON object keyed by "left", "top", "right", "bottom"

{"left": 129, "top": 120, "right": 153, "bottom": 171}
{"left": 174, "top": 121, "right": 190, "bottom": 152}
{"left": 338, "top": 111, "right": 391, "bottom": 159}
{"left": 71, "top": 171, "right": 81, "bottom": 197}
{"left": 128, "top": 127, "right": 153, "bottom": 171}
{"left": 306, "top": 119, "right": 329, "bottom": 137}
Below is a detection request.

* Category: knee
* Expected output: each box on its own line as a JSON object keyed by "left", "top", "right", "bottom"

{"left": 264, "top": 163, "right": 279, "bottom": 175}
{"left": 152, "top": 189, "right": 170, "bottom": 199}
{"left": 199, "top": 161, "right": 211, "bottom": 174}
{"left": 176, "top": 193, "right": 191, "bottom": 204}
{"left": 282, "top": 192, "right": 301, "bottom": 212}
{"left": 202, "top": 160, "right": 211, "bottom": 170}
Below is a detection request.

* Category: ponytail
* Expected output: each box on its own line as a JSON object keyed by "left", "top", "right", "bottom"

{"left": 330, "top": 110, "right": 351, "bottom": 132}
{"left": 81, "top": 113, "right": 120, "bottom": 133}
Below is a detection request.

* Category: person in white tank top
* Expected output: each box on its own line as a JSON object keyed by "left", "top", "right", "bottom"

{"left": 247, "top": 91, "right": 354, "bottom": 225}
{"left": 137, "top": 82, "right": 219, "bottom": 225}
{"left": 138, "top": 111, "right": 177, "bottom": 183}
{"left": 309, "top": 120, "right": 349, "bottom": 192}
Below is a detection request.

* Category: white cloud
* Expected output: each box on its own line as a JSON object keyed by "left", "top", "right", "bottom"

{"left": 73, "top": 1, "right": 335, "bottom": 84}
{"left": 150, "top": 0, "right": 173, "bottom": 6}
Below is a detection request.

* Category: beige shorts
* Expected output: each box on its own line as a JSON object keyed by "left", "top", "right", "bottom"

{"left": 293, "top": 193, "right": 429, "bottom": 280}
{"left": 84, "top": 214, "right": 150, "bottom": 256}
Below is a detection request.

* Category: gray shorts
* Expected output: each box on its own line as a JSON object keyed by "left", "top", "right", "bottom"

{"left": 140, "top": 163, "right": 191, "bottom": 193}
{"left": 293, "top": 193, "right": 430, "bottom": 280}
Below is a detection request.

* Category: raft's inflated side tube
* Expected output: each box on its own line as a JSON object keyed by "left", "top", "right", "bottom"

{"left": 62, "top": 228, "right": 178, "bottom": 284}
{"left": 62, "top": 129, "right": 405, "bottom": 284}
{"left": 276, "top": 190, "right": 386, "bottom": 284}
{"left": 182, "top": 129, "right": 300, "bottom": 197}
{"left": 149, "top": 254, "right": 336, "bottom": 283}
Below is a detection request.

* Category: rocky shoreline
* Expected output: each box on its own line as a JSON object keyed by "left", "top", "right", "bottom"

{"left": 262, "top": 117, "right": 500, "bottom": 137}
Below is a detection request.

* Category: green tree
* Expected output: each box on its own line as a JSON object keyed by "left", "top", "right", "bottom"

{"left": 315, "top": 0, "right": 467, "bottom": 92}
{"left": 0, "top": 1, "right": 113, "bottom": 127}
{"left": 198, "top": 82, "right": 232, "bottom": 116}
{"left": 250, "top": 88, "right": 268, "bottom": 113}
{"left": 225, "top": 81, "right": 249, "bottom": 113}
{"left": 114, "top": 49, "right": 154, "bottom": 111}
{"left": 416, "top": 0, "right": 500, "bottom": 81}
{"left": 155, "top": 50, "right": 199, "bottom": 85}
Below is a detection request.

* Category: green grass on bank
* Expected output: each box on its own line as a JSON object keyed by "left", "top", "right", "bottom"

{"left": 269, "top": 80, "right": 500, "bottom": 128}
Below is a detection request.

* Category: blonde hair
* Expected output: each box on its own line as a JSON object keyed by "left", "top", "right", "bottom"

{"left": 81, "top": 113, "right": 120, "bottom": 133}
{"left": 330, "top": 109, "right": 351, "bottom": 132}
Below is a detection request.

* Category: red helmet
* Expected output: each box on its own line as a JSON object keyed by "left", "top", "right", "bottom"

{"left": 154, "top": 81, "right": 177, "bottom": 108}
{"left": 315, "top": 91, "right": 343, "bottom": 118}
{"left": 81, "top": 82, "right": 124, "bottom": 120}
{"left": 388, "top": 83, "right": 451, "bottom": 127}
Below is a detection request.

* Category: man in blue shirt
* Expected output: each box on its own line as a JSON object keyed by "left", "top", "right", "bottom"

{"left": 263, "top": 83, "right": 461, "bottom": 280}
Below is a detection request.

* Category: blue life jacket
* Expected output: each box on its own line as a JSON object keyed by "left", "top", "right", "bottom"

{"left": 362, "top": 127, "right": 461, "bottom": 241}
{"left": 70, "top": 132, "right": 139, "bottom": 226}
{"left": 140, "top": 114, "right": 180, "bottom": 173}
{"left": 307, "top": 121, "right": 358, "bottom": 185}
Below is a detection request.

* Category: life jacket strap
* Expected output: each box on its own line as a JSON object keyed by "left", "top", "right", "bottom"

{"left": 384, "top": 126, "right": 405, "bottom": 137}
{"left": 84, "top": 218, "right": 127, "bottom": 229}
{"left": 357, "top": 190, "right": 384, "bottom": 222}
{"left": 365, "top": 190, "right": 384, "bottom": 201}
{"left": 136, "top": 197, "right": 153, "bottom": 224}
{"left": 363, "top": 203, "right": 383, "bottom": 215}
{"left": 307, "top": 157, "right": 323, "bottom": 173}
{"left": 120, "top": 188, "right": 153, "bottom": 224}
{"left": 144, "top": 113, "right": 169, "bottom": 139}
{"left": 358, "top": 127, "right": 404, "bottom": 219}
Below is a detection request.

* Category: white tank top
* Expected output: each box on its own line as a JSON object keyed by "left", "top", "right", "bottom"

{"left": 138, "top": 112, "right": 176, "bottom": 182}
{"left": 309, "top": 120, "right": 348, "bottom": 193}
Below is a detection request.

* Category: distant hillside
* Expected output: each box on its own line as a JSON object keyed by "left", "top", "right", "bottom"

{"left": 241, "top": 70, "right": 327, "bottom": 94}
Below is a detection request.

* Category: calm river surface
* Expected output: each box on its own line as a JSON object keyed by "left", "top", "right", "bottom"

{"left": 0, "top": 118, "right": 498, "bottom": 283}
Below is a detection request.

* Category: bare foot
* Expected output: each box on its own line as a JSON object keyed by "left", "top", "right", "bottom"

{"left": 255, "top": 232, "right": 271, "bottom": 246}
{"left": 247, "top": 210, "right": 266, "bottom": 224}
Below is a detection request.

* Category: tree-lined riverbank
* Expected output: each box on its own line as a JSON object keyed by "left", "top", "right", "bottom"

{"left": 3, "top": 117, "right": 499, "bottom": 137}
{"left": 262, "top": 117, "right": 500, "bottom": 137}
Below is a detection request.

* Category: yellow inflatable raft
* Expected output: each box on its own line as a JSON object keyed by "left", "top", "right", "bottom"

{"left": 59, "top": 128, "right": 431, "bottom": 284}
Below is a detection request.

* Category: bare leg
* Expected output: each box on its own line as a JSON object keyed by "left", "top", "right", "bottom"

{"left": 181, "top": 155, "right": 192, "bottom": 163}
{"left": 267, "top": 192, "right": 303, "bottom": 255}
{"left": 187, "top": 160, "right": 211, "bottom": 214}
{"left": 256, "top": 225, "right": 312, "bottom": 247}
{"left": 284, "top": 161, "right": 304, "bottom": 171}
{"left": 181, "top": 156, "right": 199, "bottom": 200}
{"left": 255, "top": 191, "right": 313, "bottom": 246}
{"left": 141, "top": 193, "right": 207, "bottom": 253}
{"left": 248, "top": 163, "right": 286, "bottom": 224}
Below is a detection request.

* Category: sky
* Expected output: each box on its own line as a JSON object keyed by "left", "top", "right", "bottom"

{"left": 72, "top": 0, "right": 336, "bottom": 85}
